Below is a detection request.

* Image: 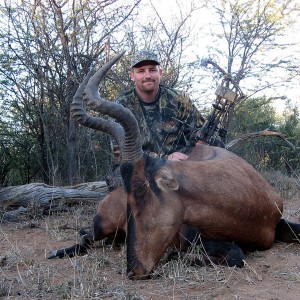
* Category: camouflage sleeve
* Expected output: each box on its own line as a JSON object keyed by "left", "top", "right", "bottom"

{"left": 176, "top": 92, "right": 205, "bottom": 142}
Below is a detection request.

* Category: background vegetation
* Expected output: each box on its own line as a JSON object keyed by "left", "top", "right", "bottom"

{"left": 0, "top": 0, "right": 299, "bottom": 187}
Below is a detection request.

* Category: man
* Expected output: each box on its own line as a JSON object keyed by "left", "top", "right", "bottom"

{"left": 113, "top": 49, "right": 205, "bottom": 162}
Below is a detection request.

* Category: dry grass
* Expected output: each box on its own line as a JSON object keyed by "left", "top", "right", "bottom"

{"left": 0, "top": 172, "right": 299, "bottom": 299}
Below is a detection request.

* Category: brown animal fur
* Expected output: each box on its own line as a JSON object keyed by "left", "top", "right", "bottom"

{"left": 124, "top": 144, "right": 285, "bottom": 278}
{"left": 48, "top": 185, "right": 201, "bottom": 259}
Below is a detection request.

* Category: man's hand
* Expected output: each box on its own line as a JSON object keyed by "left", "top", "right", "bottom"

{"left": 168, "top": 152, "right": 188, "bottom": 161}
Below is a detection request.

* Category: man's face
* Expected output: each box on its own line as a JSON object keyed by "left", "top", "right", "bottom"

{"left": 130, "top": 62, "right": 162, "bottom": 94}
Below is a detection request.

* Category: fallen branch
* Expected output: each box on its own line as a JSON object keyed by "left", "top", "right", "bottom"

{"left": 0, "top": 181, "right": 108, "bottom": 212}
{"left": 226, "top": 129, "right": 298, "bottom": 151}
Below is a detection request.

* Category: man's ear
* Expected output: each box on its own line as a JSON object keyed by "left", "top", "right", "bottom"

{"left": 159, "top": 66, "right": 163, "bottom": 76}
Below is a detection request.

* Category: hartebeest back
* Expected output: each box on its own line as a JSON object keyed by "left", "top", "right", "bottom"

{"left": 70, "top": 52, "right": 300, "bottom": 280}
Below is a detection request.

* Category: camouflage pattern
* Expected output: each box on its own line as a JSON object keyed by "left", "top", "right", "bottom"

{"left": 131, "top": 50, "right": 160, "bottom": 67}
{"left": 114, "top": 85, "right": 205, "bottom": 159}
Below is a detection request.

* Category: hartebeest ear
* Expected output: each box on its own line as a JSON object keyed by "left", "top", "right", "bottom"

{"left": 155, "top": 168, "right": 179, "bottom": 191}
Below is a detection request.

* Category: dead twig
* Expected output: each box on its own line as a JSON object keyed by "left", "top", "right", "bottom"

{"left": 226, "top": 129, "right": 298, "bottom": 152}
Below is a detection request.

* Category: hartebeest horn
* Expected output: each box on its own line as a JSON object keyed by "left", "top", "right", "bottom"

{"left": 71, "top": 52, "right": 143, "bottom": 162}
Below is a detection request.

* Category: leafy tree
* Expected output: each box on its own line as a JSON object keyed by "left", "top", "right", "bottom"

{"left": 229, "top": 97, "right": 277, "bottom": 135}
{"left": 0, "top": 0, "right": 200, "bottom": 186}
{"left": 228, "top": 97, "right": 276, "bottom": 169}
{"left": 199, "top": 0, "right": 300, "bottom": 134}
{"left": 0, "top": 0, "right": 299, "bottom": 186}
{"left": 0, "top": 0, "right": 141, "bottom": 185}
{"left": 277, "top": 103, "right": 300, "bottom": 175}
{"left": 228, "top": 97, "right": 300, "bottom": 174}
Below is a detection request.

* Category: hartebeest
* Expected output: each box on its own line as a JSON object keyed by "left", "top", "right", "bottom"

{"left": 69, "top": 52, "right": 300, "bottom": 279}
{"left": 48, "top": 182, "right": 244, "bottom": 267}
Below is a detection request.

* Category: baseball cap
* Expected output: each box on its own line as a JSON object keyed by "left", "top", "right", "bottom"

{"left": 131, "top": 50, "right": 160, "bottom": 68}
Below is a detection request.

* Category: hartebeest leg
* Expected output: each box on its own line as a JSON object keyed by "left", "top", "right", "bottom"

{"left": 47, "top": 215, "right": 114, "bottom": 259}
{"left": 48, "top": 215, "right": 126, "bottom": 259}
{"left": 48, "top": 184, "right": 127, "bottom": 259}
{"left": 48, "top": 228, "right": 94, "bottom": 259}
{"left": 275, "top": 219, "right": 300, "bottom": 243}
{"left": 166, "top": 232, "right": 245, "bottom": 268}
{"left": 201, "top": 239, "right": 245, "bottom": 267}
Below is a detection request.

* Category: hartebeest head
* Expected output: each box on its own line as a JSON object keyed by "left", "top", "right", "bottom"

{"left": 71, "top": 53, "right": 289, "bottom": 280}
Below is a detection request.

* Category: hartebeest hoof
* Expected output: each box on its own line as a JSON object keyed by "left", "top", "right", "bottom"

{"left": 48, "top": 244, "right": 88, "bottom": 259}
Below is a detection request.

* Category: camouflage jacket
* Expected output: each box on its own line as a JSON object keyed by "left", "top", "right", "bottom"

{"left": 114, "top": 84, "right": 205, "bottom": 159}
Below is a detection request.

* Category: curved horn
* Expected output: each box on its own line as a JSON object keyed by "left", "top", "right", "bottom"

{"left": 71, "top": 52, "right": 143, "bottom": 162}
{"left": 71, "top": 65, "right": 125, "bottom": 152}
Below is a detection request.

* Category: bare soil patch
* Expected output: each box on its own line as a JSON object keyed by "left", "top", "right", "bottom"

{"left": 1, "top": 185, "right": 299, "bottom": 299}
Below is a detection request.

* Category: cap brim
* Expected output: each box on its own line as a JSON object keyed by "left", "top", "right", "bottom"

{"left": 132, "top": 60, "right": 160, "bottom": 68}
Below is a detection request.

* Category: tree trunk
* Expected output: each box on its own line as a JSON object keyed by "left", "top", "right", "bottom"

{"left": 68, "top": 108, "right": 81, "bottom": 185}
{"left": 0, "top": 181, "right": 108, "bottom": 221}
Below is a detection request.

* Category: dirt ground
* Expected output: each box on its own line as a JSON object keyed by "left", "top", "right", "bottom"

{"left": 1, "top": 185, "right": 300, "bottom": 299}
